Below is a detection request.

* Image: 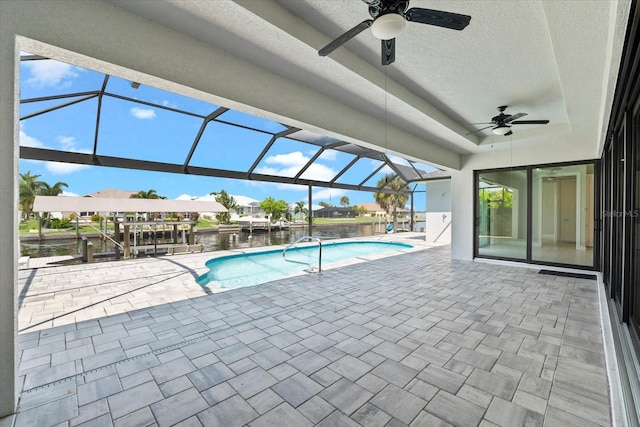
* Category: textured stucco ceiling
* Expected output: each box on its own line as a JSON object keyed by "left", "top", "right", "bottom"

{"left": 106, "top": 0, "right": 629, "bottom": 165}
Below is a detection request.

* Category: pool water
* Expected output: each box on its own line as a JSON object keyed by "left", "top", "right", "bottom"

{"left": 197, "top": 241, "right": 412, "bottom": 289}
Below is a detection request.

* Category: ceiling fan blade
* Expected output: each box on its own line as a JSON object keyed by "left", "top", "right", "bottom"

{"left": 319, "top": 20, "right": 373, "bottom": 56}
{"left": 511, "top": 120, "right": 550, "bottom": 125}
{"left": 466, "top": 125, "right": 494, "bottom": 135}
{"left": 505, "top": 130, "right": 513, "bottom": 136}
{"left": 504, "top": 112, "right": 527, "bottom": 123}
{"left": 382, "top": 38, "right": 395, "bottom": 65}
{"left": 405, "top": 8, "right": 471, "bottom": 30}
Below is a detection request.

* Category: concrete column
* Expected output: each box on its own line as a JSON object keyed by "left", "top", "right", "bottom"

{"left": 0, "top": 8, "right": 18, "bottom": 416}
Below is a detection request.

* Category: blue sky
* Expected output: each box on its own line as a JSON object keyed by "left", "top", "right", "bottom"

{"left": 19, "top": 55, "right": 429, "bottom": 210}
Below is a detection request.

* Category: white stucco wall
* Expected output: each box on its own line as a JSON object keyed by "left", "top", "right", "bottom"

{"left": 424, "top": 180, "right": 452, "bottom": 243}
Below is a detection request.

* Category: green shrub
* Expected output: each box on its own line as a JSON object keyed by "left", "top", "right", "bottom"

{"left": 90, "top": 213, "right": 100, "bottom": 222}
{"left": 50, "top": 218, "right": 71, "bottom": 229}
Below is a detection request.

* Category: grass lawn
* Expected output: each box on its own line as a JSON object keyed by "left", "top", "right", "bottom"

{"left": 19, "top": 218, "right": 220, "bottom": 236}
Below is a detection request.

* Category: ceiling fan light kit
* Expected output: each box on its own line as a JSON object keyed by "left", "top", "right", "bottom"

{"left": 492, "top": 125, "right": 511, "bottom": 136}
{"left": 371, "top": 13, "right": 406, "bottom": 40}
{"left": 318, "top": 0, "right": 471, "bottom": 65}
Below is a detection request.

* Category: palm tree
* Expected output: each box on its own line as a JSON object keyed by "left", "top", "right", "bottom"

{"left": 293, "top": 201, "right": 307, "bottom": 221}
{"left": 130, "top": 189, "right": 165, "bottom": 199}
{"left": 211, "top": 190, "right": 237, "bottom": 224}
{"left": 130, "top": 189, "right": 166, "bottom": 220}
{"left": 340, "top": 196, "right": 350, "bottom": 207}
{"left": 40, "top": 181, "right": 68, "bottom": 228}
{"left": 374, "top": 174, "right": 409, "bottom": 231}
{"left": 19, "top": 171, "right": 44, "bottom": 221}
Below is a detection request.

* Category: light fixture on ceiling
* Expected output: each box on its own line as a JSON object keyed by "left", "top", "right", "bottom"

{"left": 492, "top": 125, "right": 511, "bottom": 136}
{"left": 371, "top": 13, "right": 406, "bottom": 40}
{"left": 130, "top": 81, "right": 141, "bottom": 89}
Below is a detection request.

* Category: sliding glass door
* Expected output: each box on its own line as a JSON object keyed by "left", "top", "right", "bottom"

{"left": 475, "top": 162, "right": 595, "bottom": 268}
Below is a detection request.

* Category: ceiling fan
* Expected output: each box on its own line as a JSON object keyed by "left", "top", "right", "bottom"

{"left": 470, "top": 106, "right": 550, "bottom": 136}
{"left": 318, "top": 0, "right": 471, "bottom": 65}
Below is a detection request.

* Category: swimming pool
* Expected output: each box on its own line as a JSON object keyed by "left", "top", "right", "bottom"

{"left": 197, "top": 241, "right": 412, "bottom": 289}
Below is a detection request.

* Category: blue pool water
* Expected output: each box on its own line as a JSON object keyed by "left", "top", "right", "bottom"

{"left": 197, "top": 241, "right": 412, "bottom": 289}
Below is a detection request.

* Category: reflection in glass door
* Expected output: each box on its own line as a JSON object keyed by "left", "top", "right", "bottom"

{"left": 476, "top": 169, "right": 528, "bottom": 260}
{"left": 532, "top": 164, "right": 594, "bottom": 266}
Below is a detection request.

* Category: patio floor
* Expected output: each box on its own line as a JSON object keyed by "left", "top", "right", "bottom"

{"left": 12, "top": 235, "right": 611, "bottom": 426}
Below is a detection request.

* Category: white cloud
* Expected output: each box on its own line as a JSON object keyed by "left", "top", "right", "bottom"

{"left": 61, "top": 191, "right": 80, "bottom": 197}
{"left": 57, "top": 136, "right": 77, "bottom": 151}
{"left": 20, "top": 128, "right": 91, "bottom": 175}
{"left": 266, "top": 151, "right": 308, "bottom": 167}
{"left": 298, "top": 163, "right": 337, "bottom": 181}
{"left": 317, "top": 150, "right": 337, "bottom": 161}
{"left": 130, "top": 107, "right": 156, "bottom": 119}
{"left": 313, "top": 188, "right": 347, "bottom": 200}
{"left": 45, "top": 162, "right": 90, "bottom": 175}
{"left": 24, "top": 60, "right": 79, "bottom": 88}
{"left": 257, "top": 151, "right": 337, "bottom": 182}
{"left": 20, "top": 130, "right": 45, "bottom": 148}
{"left": 175, "top": 194, "right": 197, "bottom": 200}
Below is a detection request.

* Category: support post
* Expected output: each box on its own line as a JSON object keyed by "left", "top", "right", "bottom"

{"left": 75, "top": 216, "right": 79, "bottom": 240}
{"left": 173, "top": 224, "right": 178, "bottom": 244}
{"left": 114, "top": 218, "right": 121, "bottom": 243}
{"left": 82, "top": 237, "right": 88, "bottom": 263}
{"left": 123, "top": 225, "right": 130, "bottom": 259}
{"left": 308, "top": 185, "right": 313, "bottom": 235}
{"left": 410, "top": 192, "right": 414, "bottom": 232}
{"left": 189, "top": 223, "right": 195, "bottom": 245}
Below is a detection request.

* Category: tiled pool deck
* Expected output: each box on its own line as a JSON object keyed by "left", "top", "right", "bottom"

{"left": 11, "top": 234, "right": 612, "bottom": 426}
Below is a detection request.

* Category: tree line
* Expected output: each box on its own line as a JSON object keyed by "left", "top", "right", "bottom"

{"left": 19, "top": 171, "right": 409, "bottom": 228}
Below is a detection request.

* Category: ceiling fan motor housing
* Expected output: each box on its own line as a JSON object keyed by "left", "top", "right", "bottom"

{"left": 368, "top": 1, "right": 410, "bottom": 19}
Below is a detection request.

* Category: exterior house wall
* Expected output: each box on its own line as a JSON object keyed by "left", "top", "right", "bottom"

{"left": 425, "top": 180, "right": 452, "bottom": 243}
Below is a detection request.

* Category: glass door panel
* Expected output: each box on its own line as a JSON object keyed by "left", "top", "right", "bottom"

{"left": 532, "top": 164, "right": 594, "bottom": 266}
{"left": 477, "top": 169, "right": 527, "bottom": 260}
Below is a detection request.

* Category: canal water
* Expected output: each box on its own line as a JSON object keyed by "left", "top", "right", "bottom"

{"left": 20, "top": 222, "right": 425, "bottom": 258}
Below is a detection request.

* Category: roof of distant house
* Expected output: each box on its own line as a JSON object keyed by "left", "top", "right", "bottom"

{"left": 315, "top": 206, "right": 355, "bottom": 212}
{"left": 34, "top": 196, "right": 226, "bottom": 213}
{"left": 85, "top": 188, "right": 137, "bottom": 198}
{"left": 232, "top": 195, "right": 261, "bottom": 207}
{"left": 357, "top": 202, "right": 384, "bottom": 211}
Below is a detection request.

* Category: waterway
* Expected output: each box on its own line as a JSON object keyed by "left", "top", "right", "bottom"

{"left": 20, "top": 221, "right": 425, "bottom": 258}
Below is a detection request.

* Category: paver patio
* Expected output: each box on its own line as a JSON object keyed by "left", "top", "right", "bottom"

{"left": 13, "top": 235, "right": 612, "bottom": 426}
